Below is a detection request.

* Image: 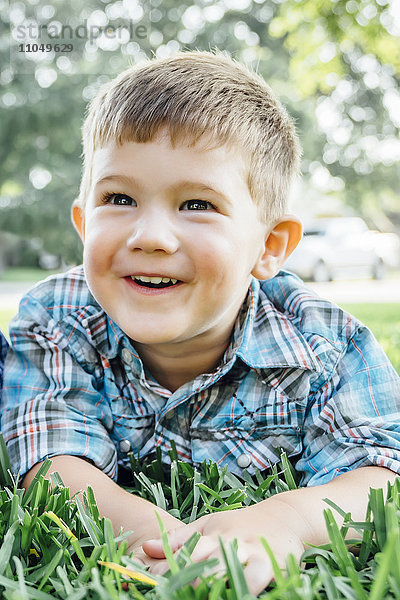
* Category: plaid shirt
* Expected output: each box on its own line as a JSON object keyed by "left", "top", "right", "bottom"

{"left": 0, "top": 330, "right": 8, "bottom": 403}
{"left": 1, "top": 266, "right": 400, "bottom": 486}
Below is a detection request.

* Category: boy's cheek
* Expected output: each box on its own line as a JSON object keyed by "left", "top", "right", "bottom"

{"left": 82, "top": 243, "right": 111, "bottom": 280}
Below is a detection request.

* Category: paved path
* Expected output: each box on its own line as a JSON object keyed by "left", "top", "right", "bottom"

{"left": 308, "top": 277, "right": 400, "bottom": 305}
{"left": 1, "top": 276, "right": 400, "bottom": 312}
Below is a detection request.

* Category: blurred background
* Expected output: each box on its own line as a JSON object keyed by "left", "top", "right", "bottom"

{"left": 0, "top": 0, "right": 399, "bottom": 371}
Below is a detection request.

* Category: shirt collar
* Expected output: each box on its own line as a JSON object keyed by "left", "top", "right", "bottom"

{"left": 234, "top": 277, "right": 321, "bottom": 372}
{"left": 86, "top": 276, "right": 320, "bottom": 374}
{"left": 82, "top": 308, "right": 139, "bottom": 363}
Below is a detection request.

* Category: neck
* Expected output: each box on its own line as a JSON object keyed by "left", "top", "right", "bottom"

{"left": 134, "top": 332, "right": 233, "bottom": 392}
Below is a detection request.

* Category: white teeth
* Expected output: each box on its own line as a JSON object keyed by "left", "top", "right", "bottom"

{"left": 132, "top": 275, "right": 178, "bottom": 285}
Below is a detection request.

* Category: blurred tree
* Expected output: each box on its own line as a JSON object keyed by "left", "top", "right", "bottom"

{"left": 0, "top": 0, "right": 399, "bottom": 266}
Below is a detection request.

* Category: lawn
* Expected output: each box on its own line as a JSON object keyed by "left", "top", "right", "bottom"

{"left": 0, "top": 267, "right": 60, "bottom": 283}
{"left": 0, "top": 442, "right": 399, "bottom": 599}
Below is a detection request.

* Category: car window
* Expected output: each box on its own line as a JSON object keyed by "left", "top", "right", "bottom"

{"left": 303, "top": 229, "right": 324, "bottom": 237}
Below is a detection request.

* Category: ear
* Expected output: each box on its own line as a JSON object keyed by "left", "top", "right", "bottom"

{"left": 251, "top": 215, "right": 303, "bottom": 280}
{"left": 71, "top": 199, "right": 85, "bottom": 242}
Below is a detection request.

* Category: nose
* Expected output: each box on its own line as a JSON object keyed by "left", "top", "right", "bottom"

{"left": 126, "top": 208, "right": 180, "bottom": 254}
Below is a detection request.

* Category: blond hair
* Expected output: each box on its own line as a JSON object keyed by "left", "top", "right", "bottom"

{"left": 79, "top": 51, "right": 301, "bottom": 222}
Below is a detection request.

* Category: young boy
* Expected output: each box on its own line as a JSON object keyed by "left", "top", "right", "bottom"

{"left": 1, "top": 52, "right": 400, "bottom": 595}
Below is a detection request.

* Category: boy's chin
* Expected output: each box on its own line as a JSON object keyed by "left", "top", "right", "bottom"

{"left": 121, "top": 325, "right": 185, "bottom": 347}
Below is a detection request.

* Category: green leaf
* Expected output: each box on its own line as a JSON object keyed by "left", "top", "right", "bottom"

{"left": 259, "top": 536, "right": 285, "bottom": 589}
{"left": 279, "top": 451, "right": 297, "bottom": 490}
{"left": 157, "top": 557, "right": 219, "bottom": 595}
{"left": 104, "top": 517, "right": 118, "bottom": 562}
{"left": 22, "top": 459, "right": 53, "bottom": 506}
{"left": 369, "top": 488, "right": 387, "bottom": 550}
{"left": 154, "top": 511, "right": 179, "bottom": 575}
{"left": 0, "top": 433, "right": 13, "bottom": 487}
{"left": 35, "top": 548, "right": 64, "bottom": 589}
{"left": 74, "top": 497, "right": 103, "bottom": 546}
{"left": 85, "top": 486, "right": 101, "bottom": 523}
{"left": 219, "top": 537, "right": 250, "bottom": 600}
{"left": 0, "top": 572, "right": 56, "bottom": 599}
{"left": 323, "top": 509, "right": 368, "bottom": 600}
{"left": 316, "top": 556, "right": 341, "bottom": 600}
{"left": 369, "top": 529, "right": 398, "bottom": 600}
{"left": 196, "top": 483, "right": 224, "bottom": 504}
{"left": 54, "top": 566, "right": 75, "bottom": 596}
{"left": 0, "top": 520, "right": 20, "bottom": 575}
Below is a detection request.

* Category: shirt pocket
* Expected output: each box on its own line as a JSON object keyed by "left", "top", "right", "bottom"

{"left": 190, "top": 388, "right": 307, "bottom": 477}
{"left": 109, "top": 395, "right": 156, "bottom": 460}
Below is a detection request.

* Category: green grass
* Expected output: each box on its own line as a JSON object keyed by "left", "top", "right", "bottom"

{"left": 0, "top": 442, "right": 399, "bottom": 599}
{"left": 0, "top": 267, "right": 60, "bottom": 283}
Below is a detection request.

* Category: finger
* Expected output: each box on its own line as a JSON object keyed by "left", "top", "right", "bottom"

{"left": 147, "top": 540, "right": 220, "bottom": 578}
{"left": 149, "top": 537, "right": 223, "bottom": 580}
{"left": 130, "top": 549, "right": 167, "bottom": 571}
{"left": 189, "top": 535, "right": 220, "bottom": 563}
{"left": 142, "top": 523, "right": 201, "bottom": 558}
{"left": 147, "top": 558, "right": 172, "bottom": 576}
{"left": 128, "top": 547, "right": 146, "bottom": 563}
{"left": 191, "top": 547, "right": 229, "bottom": 589}
{"left": 243, "top": 555, "right": 273, "bottom": 597}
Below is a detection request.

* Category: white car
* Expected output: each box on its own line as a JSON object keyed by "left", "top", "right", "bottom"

{"left": 285, "top": 217, "right": 385, "bottom": 282}
{"left": 364, "top": 230, "right": 400, "bottom": 270}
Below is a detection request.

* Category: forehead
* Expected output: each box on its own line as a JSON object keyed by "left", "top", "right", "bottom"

{"left": 91, "top": 132, "right": 250, "bottom": 194}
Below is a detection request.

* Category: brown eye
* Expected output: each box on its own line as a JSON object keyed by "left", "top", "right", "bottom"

{"left": 105, "top": 193, "right": 135, "bottom": 206}
{"left": 181, "top": 200, "right": 215, "bottom": 210}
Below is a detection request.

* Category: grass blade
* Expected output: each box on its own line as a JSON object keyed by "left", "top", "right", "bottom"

{"left": 0, "top": 433, "right": 13, "bottom": 487}
{"left": 369, "top": 530, "right": 398, "bottom": 600}
{"left": 0, "top": 520, "right": 20, "bottom": 575}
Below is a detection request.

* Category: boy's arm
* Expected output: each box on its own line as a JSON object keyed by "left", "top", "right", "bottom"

{"left": 2, "top": 285, "right": 183, "bottom": 550}
{"left": 143, "top": 466, "right": 397, "bottom": 595}
{"left": 257, "top": 464, "right": 398, "bottom": 546}
{"left": 22, "top": 455, "right": 182, "bottom": 551}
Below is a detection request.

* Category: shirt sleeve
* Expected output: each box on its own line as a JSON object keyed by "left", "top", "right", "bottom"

{"left": 0, "top": 294, "right": 118, "bottom": 482}
{"left": 297, "top": 324, "right": 400, "bottom": 486}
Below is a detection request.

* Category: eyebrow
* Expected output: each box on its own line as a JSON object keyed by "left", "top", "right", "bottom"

{"left": 94, "top": 174, "right": 230, "bottom": 202}
{"left": 94, "top": 174, "right": 144, "bottom": 191}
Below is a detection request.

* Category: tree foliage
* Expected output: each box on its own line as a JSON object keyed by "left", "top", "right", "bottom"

{"left": 1, "top": 0, "right": 399, "bottom": 264}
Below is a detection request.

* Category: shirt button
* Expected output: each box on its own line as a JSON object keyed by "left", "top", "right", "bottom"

{"left": 119, "top": 439, "right": 131, "bottom": 453}
{"left": 121, "top": 348, "right": 133, "bottom": 365}
{"left": 236, "top": 453, "right": 251, "bottom": 469}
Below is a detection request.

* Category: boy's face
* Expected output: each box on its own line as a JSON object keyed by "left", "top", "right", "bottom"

{"left": 74, "top": 133, "right": 275, "bottom": 350}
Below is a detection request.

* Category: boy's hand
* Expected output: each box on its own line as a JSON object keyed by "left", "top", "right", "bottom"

{"left": 141, "top": 498, "right": 308, "bottom": 596}
{"left": 127, "top": 512, "right": 187, "bottom": 568}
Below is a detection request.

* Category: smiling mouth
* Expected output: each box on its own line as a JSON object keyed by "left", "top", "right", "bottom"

{"left": 130, "top": 275, "right": 181, "bottom": 289}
